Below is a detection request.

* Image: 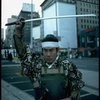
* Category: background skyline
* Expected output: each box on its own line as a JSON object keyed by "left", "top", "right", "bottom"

{"left": 1, "top": 0, "right": 44, "bottom": 29}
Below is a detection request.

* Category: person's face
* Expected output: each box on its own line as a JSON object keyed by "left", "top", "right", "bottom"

{"left": 43, "top": 48, "right": 58, "bottom": 64}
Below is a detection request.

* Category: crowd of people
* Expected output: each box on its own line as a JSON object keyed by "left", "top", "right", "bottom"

{"left": 1, "top": 50, "right": 15, "bottom": 61}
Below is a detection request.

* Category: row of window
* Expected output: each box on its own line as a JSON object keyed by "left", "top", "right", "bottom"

{"left": 80, "top": 2, "right": 99, "bottom": 7}
{"left": 78, "top": 24, "right": 98, "bottom": 32}
{"left": 79, "top": 0, "right": 98, "bottom": 4}
{"left": 80, "top": 19, "right": 98, "bottom": 24}
{"left": 80, "top": 25, "right": 97, "bottom": 30}
{"left": 63, "top": 0, "right": 99, "bottom": 4}
{"left": 79, "top": 8, "right": 98, "bottom": 14}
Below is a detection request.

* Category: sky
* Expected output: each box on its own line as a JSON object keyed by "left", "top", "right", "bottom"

{"left": 1, "top": 0, "right": 44, "bottom": 29}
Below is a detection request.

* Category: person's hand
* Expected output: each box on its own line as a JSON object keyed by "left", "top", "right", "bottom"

{"left": 15, "top": 18, "right": 25, "bottom": 30}
{"left": 15, "top": 18, "right": 25, "bottom": 37}
{"left": 15, "top": 21, "right": 23, "bottom": 30}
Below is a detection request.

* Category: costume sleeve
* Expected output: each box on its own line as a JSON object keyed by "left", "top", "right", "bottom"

{"left": 13, "top": 34, "right": 33, "bottom": 78}
{"left": 62, "top": 60, "right": 85, "bottom": 100}
{"left": 68, "top": 60, "right": 85, "bottom": 100}
{"left": 13, "top": 33, "right": 42, "bottom": 87}
{"left": 13, "top": 34, "right": 27, "bottom": 60}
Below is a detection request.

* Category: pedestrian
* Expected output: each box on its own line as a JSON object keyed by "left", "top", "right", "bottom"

{"left": 7, "top": 50, "right": 9, "bottom": 60}
{"left": 13, "top": 19, "right": 85, "bottom": 100}
{"left": 8, "top": 52, "right": 13, "bottom": 61}
{"left": 4, "top": 50, "right": 7, "bottom": 59}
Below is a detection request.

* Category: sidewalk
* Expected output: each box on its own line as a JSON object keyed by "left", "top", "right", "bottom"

{"left": 2, "top": 69, "right": 99, "bottom": 100}
{"left": 79, "top": 69, "right": 99, "bottom": 89}
{"left": 1, "top": 58, "right": 99, "bottom": 99}
{"left": 79, "top": 69, "right": 99, "bottom": 96}
{"left": 1, "top": 80, "right": 35, "bottom": 100}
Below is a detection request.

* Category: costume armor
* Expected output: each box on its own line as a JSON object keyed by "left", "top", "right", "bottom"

{"left": 13, "top": 33, "right": 84, "bottom": 100}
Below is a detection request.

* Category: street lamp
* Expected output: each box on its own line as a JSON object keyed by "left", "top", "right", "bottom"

{"left": 10, "top": 45, "right": 12, "bottom": 48}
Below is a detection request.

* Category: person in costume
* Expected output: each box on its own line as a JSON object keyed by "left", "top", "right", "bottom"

{"left": 13, "top": 19, "right": 85, "bottom": 100}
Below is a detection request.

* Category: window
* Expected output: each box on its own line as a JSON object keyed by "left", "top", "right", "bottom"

{"left": 82, "top": 37, "right": 85, "bottom": 43}
{"left": 81, "top": 24, "right": 83, "bottom": 28}
{"left": 87, "top": 36, "right": 95, "bottom": 43}
{"left": 81, "top": 19, "right": 83, "bottom": 23}
{"left": 87, "top": 26, "right": 89, "bottom": 28}
{"left": 84, "top": 25, "right": 86, "bottom": 29}
{"left": 89, "top": 4, "right": 91, "bottom": 8}
{"left": 84, "top": 20, "right": 86, "bottom": 23}
{"left": 86, "top": 9, "right": 88, "bottom": 12}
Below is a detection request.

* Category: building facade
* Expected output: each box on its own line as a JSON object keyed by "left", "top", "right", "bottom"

{"left": 1, "top": 28, "right": 4, "bottom": 40}
{"left": 5, "top": 15, "right": 18, "bottom": 48}
{"left": 41, "top": 0, "right": 78, "bottom": 49}
{"left": 79, "top": 26, "right": 99, "bottom": 57}
{"left": 76, "top": 0, "right": 99, "bottom": 34}
{"left": 22, "top": 3, "right": 35, "bottom": 12}
{"left": 1, "top": 28, "right": 4, "bottom": 49}
{"left": 40, "top": 0, "right": 99, "bottom": 48}
{"left": 18, "top": 10, "right": 41, "bottom": 45}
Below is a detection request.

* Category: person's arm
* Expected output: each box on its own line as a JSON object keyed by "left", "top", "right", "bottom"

{"left": 13, "top": 20, "right": 27, "bottom": 60}
{"left": 67, "top": 61, "right": 85, "bottom": 100}
{"left": 13, "top": 20, "right": 32, "bottom": 77}
{"left": 62, "top": 60, "right": 85, "bottom": 100}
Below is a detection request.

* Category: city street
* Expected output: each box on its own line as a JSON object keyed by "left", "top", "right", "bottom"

{"left": 1, "top": 58, "right": 99, "bottom": 100}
